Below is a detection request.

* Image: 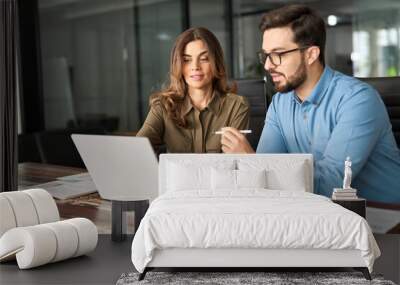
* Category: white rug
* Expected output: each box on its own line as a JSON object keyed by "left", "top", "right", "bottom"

{"left": 116, "top": 271, "right": 395, "bottom": 285}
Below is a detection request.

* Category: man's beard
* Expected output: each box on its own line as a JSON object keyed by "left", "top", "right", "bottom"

{"left": 270, "top": 58, "right": 307, "bottom": 93}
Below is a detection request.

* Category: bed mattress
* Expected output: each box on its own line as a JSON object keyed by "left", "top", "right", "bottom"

{"left": 131, "top": 190, "right": 380, "bottom": 273}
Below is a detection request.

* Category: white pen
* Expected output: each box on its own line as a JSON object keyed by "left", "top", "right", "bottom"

{"left": 215, "top": 129, "right": 252, "bottom": 135}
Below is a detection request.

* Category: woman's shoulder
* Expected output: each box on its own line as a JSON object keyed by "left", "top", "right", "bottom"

{"left": 144, "top": 95, "right": 167, "bottom": 120}
{"left": 149, "top": 94, "right": 165, "bottom": 109}
{"left": 223, "top": 92, "right": 250, "bottom": 108}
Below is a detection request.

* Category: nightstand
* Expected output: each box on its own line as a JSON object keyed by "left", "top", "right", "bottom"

{"left": 332, "top": 198, "right": 366, "bottom": 218}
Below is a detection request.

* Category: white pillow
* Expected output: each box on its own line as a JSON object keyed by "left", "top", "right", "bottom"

{"left": 211, "top": 168, "right": 236, "bottom": 190}
{"left": 167, "top": 160, "right": 235, "bottom": 191}
{"left": 211, "top": 169, "right": 267, "bottom": 190}
{"left": 237, "top": 169, "right": 267, "bottom": 188}
{"left": 266, "top": 162, "right": 307, "bottom": 191}
{"left": 238, "top": 159, "right": 309, "bottom": 191}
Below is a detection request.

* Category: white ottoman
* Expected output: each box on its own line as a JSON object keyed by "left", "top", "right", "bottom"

{"left": 0, "top": 189, "right": 98, "bottom": 269}
{"left": 0, "top": 218, "right": 98, "bottom": 269}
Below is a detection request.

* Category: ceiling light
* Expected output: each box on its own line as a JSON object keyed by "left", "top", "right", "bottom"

{"left": 327, "top": 15, "right": 338, "bottom": 26}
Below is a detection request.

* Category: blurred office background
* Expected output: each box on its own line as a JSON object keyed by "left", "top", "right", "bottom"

{"left": 17, "top": 0, "right": 400, "bottom": 166}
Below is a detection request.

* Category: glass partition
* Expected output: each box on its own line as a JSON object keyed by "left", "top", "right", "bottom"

{"left": 39, "top": 0, "right": 141, "bottom": 131}
{"left": 135, "top": 0, "right": 182, "bottom": 121}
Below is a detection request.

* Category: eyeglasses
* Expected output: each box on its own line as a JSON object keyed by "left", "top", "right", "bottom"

{"left": 257, "top": 46, "right": 310, "bottom": 66}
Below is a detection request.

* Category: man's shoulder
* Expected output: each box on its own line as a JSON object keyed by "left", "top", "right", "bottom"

{"left": 330, "top": 70, "right": 376, "bottom": 97}
{"left": 329, "top": 70, "right": 386, "bottom": 115}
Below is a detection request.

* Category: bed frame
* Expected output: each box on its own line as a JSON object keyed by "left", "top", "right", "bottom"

{"left": 139, "top": 248, "right": 371, "bottom": 280}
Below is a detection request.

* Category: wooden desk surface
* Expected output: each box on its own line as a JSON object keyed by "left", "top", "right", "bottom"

{"left": 18, "top": 162, "right": 113, "bottom": 234}
{"left": 18, "top": 162, "right": 85, "bottom": 186}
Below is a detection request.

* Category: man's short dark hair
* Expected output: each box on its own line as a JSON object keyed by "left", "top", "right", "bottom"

{"left": 260, "top": 5, "right": 326, "bottom": 65}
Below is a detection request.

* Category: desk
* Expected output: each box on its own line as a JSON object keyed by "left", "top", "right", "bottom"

{"left": 18, "top": 162, "right": 85, "bottom": 186}
{"left": 18, "top": 163, "right": 148, "bottom": 239}
{"left": 18, "top": 163, "right": 113, "bottom": 234}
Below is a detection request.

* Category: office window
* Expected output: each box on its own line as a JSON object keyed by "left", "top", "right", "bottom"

{"left": 352, "top": 0, "right": 400, "bottom": 77}
{"left": 232, "top": 0, "right": 400, "bottom": 78}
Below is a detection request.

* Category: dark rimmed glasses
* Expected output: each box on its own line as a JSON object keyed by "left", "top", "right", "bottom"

{"left": 257, "top": 46, "right": 310, "bottom": 66}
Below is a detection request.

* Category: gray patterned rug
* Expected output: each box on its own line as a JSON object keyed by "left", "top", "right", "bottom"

{"left": 116, "top": 271, "right": 396, "bottom": 285}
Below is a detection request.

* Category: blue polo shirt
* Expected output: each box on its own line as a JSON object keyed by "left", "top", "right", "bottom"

{"left": 257, "top": 66, "right": 400, "bottom": 203}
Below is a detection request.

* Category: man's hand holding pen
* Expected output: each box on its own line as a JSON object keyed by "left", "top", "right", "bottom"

{"left": 217, "top": 127, "right": 255, "bottom": 154}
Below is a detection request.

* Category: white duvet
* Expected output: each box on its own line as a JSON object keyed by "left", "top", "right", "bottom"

{"left": 131, "top": 190, "right": 380, "bottom": 273}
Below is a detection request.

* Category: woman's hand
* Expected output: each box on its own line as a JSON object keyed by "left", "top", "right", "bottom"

{"left": 220, "top": 127, "right": 255, "bottom": 153}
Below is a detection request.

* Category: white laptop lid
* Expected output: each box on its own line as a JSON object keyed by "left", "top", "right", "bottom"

{"left": 71, "top": 134, "right": 158, "bottom": 201}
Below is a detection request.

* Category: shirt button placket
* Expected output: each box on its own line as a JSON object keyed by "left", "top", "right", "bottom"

{"left": 194, "top": 109, "right": 203, "bottom": 153}
{"left": 302, "top": 104, "right": 308, "bottom": 121}
{"left": 303, "top": 105, "right": 311, "bottom": 147}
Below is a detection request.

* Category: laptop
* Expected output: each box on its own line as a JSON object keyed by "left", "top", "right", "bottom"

{"left": 71, "top": 134, "right": 158, "bottom": 201}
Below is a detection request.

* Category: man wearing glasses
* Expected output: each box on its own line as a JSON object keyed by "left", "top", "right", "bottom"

{"left": 221, "top": 5, "right": 400, "bottom": 203}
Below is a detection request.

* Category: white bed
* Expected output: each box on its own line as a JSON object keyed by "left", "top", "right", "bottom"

{"left": 131, "top": 154, "right": 380, "bottom": 280}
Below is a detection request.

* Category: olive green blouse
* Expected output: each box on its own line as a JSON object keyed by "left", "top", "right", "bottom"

{"left": 136, "top": 92, "right": 249, "bottom": 153}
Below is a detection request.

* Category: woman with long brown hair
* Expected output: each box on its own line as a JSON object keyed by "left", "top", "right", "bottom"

{"left": 137, "top": 27, "right": 249, "bottom": 153}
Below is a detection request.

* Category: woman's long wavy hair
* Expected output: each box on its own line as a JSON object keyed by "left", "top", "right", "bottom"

{"left": 150, "top": 27, "right": 236, "bottom": 128}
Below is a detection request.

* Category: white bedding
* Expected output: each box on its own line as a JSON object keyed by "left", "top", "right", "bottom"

{"left": 131, "top": 190, "right": 380, "bottom": 273}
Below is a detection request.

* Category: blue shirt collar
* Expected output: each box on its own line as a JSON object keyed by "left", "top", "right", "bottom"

{"left": 290, "top": 65, "right": 334, "bottom": 105}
